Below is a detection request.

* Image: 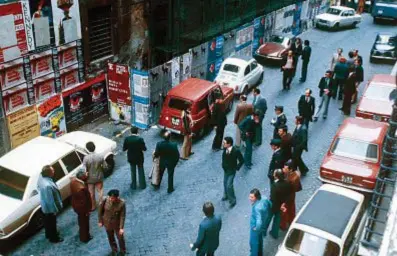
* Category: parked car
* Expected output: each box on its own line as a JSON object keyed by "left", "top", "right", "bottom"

{"left": 319, "top": 117, "right": 389, "bottom": 193}
{"left": 0, "top": 132, "right": 117, "bottom": 239}
{"left": 276, "top": 184, "right": 365, "bottom": 256}
{"left": 158, "top": 78, "right": 234, "bottom": 138}
{"left": 215, "top": 56, "right": 264, "bottom": 95}
{"left": 372, "top": 0, "right": 397, "bottom": 23}
{"left": 315, "top": 6, "right": 362, "bottom": 30}
{"left": 253, "top": 35, "right": 292, "bottom": 64}
{"left": 370, "top": 32, "right": 397, "bottom": 63}
{"left": 356, "top": 74, "right": 396, "bottom": 122}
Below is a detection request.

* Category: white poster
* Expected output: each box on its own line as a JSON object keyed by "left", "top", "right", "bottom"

{"left": 109, "top": 101, "right": 131, "bottom": 123}
{"left": 301, "top": 0, "right": 310, "bottom": 20}
{"left": 132, "top": 70, "right": 149, "bottom": 98}
{"left": 182, "top": 52, "right": 192, "bottom": 81}
{"left": 171, "top": 57, "right": 180, "bottom": 87}
{"left": 134, "top": 101, "right": 149, "bottom": 126}
{"left": 0, "top": 15, "right": 17, "bottom": 48}
{"left": 275, "top": 8, "right": 285, "bottom": 32}
{"left": 284, "top": 5, "right": 295, "bottom": 31}
{"left": 51, "top": 0, "right": 82, "bottom": 46}
{"left": 33, "top": 17, "right": 51, "bottom": 47}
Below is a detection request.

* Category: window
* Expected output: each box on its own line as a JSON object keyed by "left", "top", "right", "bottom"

{"left": 197, "top": 97, "right": 209, "bottom": 113}
{"left": 327, "top": 8, "right": 342, "bottom": 15}
{"left": 88, "top": 5, "right": 113, "bottom": 61}
{"left": 0, "top": 166, "right": 29, "bottom": 200}
{"left": 168, "top": 98, "right": 192, "bottom": 111}
{"left": 222, "top": 64, "right": 240, "bottom": 73}
{"left": 376, "top": 35, "right": 397, "bottom": 46}
{"left": 270, "top": 35, "right": 285, "bottom": 44}
{"left": 331, "top": 138, "right": 379, "bottom": 162}
{"left": 250, "top": 61, "right": 258, "bottom": 70}
{"left": 52, "top": 162, "right": 66, "bottom": 182}
{"left": 61, "top": 151, "right": 82, "bottom": 173}
{"left": 244, "top": 66, "right": 251, "bottom": 76}
{"left": 77, "top": 151, "right": 86, "bottom": 162}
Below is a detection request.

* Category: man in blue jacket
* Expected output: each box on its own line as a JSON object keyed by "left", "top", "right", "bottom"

{"left": 190, "top": 202, "right": 222, "bottom": 256}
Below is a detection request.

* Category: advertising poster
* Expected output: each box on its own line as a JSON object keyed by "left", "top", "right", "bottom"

{"left": 36, "top": 93, "right": 66, "bottom": 137}
{"left": 191, "top": 42, "right": 208, "bottom": 68}
{"left": 133, "top": 99, "right": 149, "bottom": 129}
{"left": 293, "top": 2, "right": 303, "bottom": 36}
{"left": 6, "top": 104, "right": 40, "bottom": 148}
{"left": 235, "top": 23, "right": 254, "bottom": 53}
{"left": 171, "top": 57, "right": 180, "bottom": 87}
{"left": 60, "top": 63, "right": 78, "bottom": 90}
{"left": 207, "top": 36, "right": 224, "bottom": 63}
{"left": 2, "top": 84, "right": 29, "bottom": 115}
{"left": 181, "top": 51, "right": 192, "bottom": 81}
{"left": 109, "top": 101, "right": 131, "bottom": 124}
{"left": 0, "top": 2, "right": 34, "bottom": 63}
{"left": 33, "top": 72, "right": 56, "bottom": 101}
{"left": 29, "top": 49, "right": 54, "bottom": 79}
{"left": 206, "top": 58, "right": 223, "bottom": 82}
{"left": 264, "top": 12, "right": 275, "bottom": 42}
{"left": 222, "top": 29, "right": 236, "bottom": 58}
{"left": 29, "top": 0, "right": 55, "bottom": 49}
{"left": 132, "top": 69, "right": 149, "bottom": 98}
{"left": 0, "top": 57, "right": 26, "bottom": 91}
{"left": 62, "top": 74, "right": 108, "bottom": 131}
{"left": 252, "top": 16, "right": 265, "bottom": 55}
{"left": 51, "top": 0, "right": 82, "bottom": 46}
{"left": 274, "top": 8, "right": 285, "bottom": 33}
{"left": 107, "top": 63, "right": 131, "bottom": 106}
{"left": 57, "top": 41, "right": 77, "bottom": 69}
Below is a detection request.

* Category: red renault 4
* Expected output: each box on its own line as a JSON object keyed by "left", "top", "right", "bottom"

{"left": 158, "top": 78, "right": 234, "bottom": 137}
{"left": 319, "top": 118, "right": 389, "bottom": 193}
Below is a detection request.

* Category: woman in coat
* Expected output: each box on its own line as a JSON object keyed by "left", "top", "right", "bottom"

{"left": 340, "top": 71, "right": 357, "bottom": 116}
{"left": 352, "top": 59, "right": 364, "bottom": 104}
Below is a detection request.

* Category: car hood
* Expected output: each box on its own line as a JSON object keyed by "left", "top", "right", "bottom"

{"left": 322, "top": 155, "right": 377, "bottom": 178}
{"left": 258, "top": 42, "right": 285, "bottom": 55}
{"left": 57, "top": 131, "right": 117, "bottom": 155}
{"left": 0, "top": 194, "right": 21, "bottom": 223}
{"left": 357, "top": 98, "right": 393, "bottom": 116}
{"left": 373, "top": 44, "right": 395, "bottom": 51}
{"left": 316, "top": 13, "right": 340, "bottom": 22}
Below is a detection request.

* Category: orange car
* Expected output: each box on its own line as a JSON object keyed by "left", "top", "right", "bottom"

{"left": 356, "top": 74, "right": 396, "bottom": 123}
{"left": 319, "top": 118, "right": 388, "bottom": 193}
{"left": 158, "top": 78, "right": 234, "bottom": 137}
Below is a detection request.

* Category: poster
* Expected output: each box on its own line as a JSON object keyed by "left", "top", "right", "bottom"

{"left": 171, "top": 57, "right": 180, "bottom": 87}
{"left": 2, "top": 84, "right": 29, "bottom": 115}
{"left": 33, "top": 72, "right": 56, "bottom": 102}
{"left": 36, "top": 93, "right": 66, "bottom": 137}
{"left": 57, "top": 41, "right": 78, "bottom": 69}
{"left": 264, "top": 12, "right": 275, "bottom": 42}
{"left": 60, "top": 63, "right": 79, "bottom": 90}
{"left": 131, "top": 69, "right": 149, "bottom": 98}
{"left": 29, "top": 49, "right": 54, "bottom": 79}
{"left": 107, "top": 63, "right": 131, "bottom": 105}
{"left": 235, "top": 23, "right": 254, "bottom": 52}
{"left": 274, "top": 8, "right": 285, "bottom": 32}
{"left": 0, "top": 2, "right": 34, "bottom": 63}
{"left": 253, "top": 16, "right": 265, "bottom": 54}
{"left": 181, "top": 51, "right": 192, "bottom": 81}
{"left": 51, "top": 0, "right": 82, "bottom": 46}
{"left": 109, "top": 101, "right": 131, "bottom": 124}
{"left": 293, "top": 2, "right": 303, "bottom": 36}
{"left": 29, "top": 0, "right": 55, "bottom": 49}
{"left": 206, "top": 58, "right": 223, "bottom": 82}
{"left": 133, "top": 99, "right": 149, "bottom": 129}
{"left": 6, "top": 105, "right": 40, "bottom": 148}
{"left": 62, "top": 74, "right": 108, "bottom": 131}
{"left": 207, "top": 36, "right": 224, "bottom": 63}
{"left": 191, "top": 42, "right": 208, "bottom": 68}
{"left": 0, "top": 57, "right": 26, "bottom": 91}
{"left": 222, "top": 30, "right": 236, "bottom": 58}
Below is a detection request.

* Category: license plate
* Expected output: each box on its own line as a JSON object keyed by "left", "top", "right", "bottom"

{"left": 171, "top": 117, "right": 180, "bottom": 126}
{"left": 378, "top": 10, "right": 383, "bottom": 14}
{"left": 341, "top": 175, "right": 353, "bottom": 184}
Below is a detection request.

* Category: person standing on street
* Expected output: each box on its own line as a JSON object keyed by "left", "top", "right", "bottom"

{"left": 330, "top": 48, "right": 343, "bottom": 72}
{"left": 340, "top": 71, "right": 357, "bottom": 116}
{"left": 281, "top": 50, "right": 296, "bottom": 90}
{"left": 252, "top": 88, "right": 267, "bottom": 146}
{"left": 234, "top": 95, "right": 254, "bottom": 148}
{"left": 333, "top": 57, "right": 349, "bottom": 100}
{"left": 292, "top": 116, "right": 309, "bottom": 175}
{"left": 353, "top": 49, "right": 363, "bottom": 64}
{"left": 346, "top": 51, "right": 355, "bottom": 70}
{"left": 271, "top": 106, "right": 287, "bottom": 139}
{"left": 70, "top": 169, "right": 92, "bottom": 243}
{"left": 300, "top": 40, "right": 311, "bottom": 82}
{"left": 221, "top": 137, "right": 244, "bottom": 208}
{"left": 180, "top": 108, "right": 194, "bottom": 160}
{"left": 290, "top": 37, "right": 303, "bottom": 70}
{"left": 212, "top": 98, "right": 227, "bottom": 151}
{"left": 37, "top": 165, "right": 63, "bottom": 243}
{"left": 278, "top": 125, "right": 292, "bottom": 161}
{"left": 268, "top": 139, "right": 284, "bottom": 187}
{"left": 351, "top": 58, "right": 364, "bottom": 104}
{"left": 190, "top": 202, "right": 222, "bottom": 256}
{"left": 98, "top": 189, "right": 126, "bottom": 256}
{"left": 313, "top": 70, "right": 334, "bottom": 121}
{"left": 239, "top": 112, "right": 261, "bottom": 169}
{"left": 249, "top": 188, "right": 272, "bottom": 256}
{"left": 84, "top": 141, "right": 106, "bottom": 211}
{"left": 123, "top": 127, "right": 147, "bottom": 190}
{"left": 154, "top": 131, "right": 180, "bottom": 193}
{"left": 298, "top": 89, "right": 315, "bottom": 129}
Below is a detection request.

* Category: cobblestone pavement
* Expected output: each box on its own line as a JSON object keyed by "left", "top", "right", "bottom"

{"left": 2, "top": 14, "right": 395, "bottom": 256}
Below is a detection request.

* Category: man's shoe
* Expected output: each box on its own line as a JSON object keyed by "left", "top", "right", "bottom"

{"left": 189, "top": 152, "right": 195, "bottom": 156}
{"left": 82, "top": 236, "right": 93, "bottom": 243}
{"left": 212, "top": 148, "right": 221, "bottom": 152}
{"left": 229, "top": 202, "right": 236, "bottom": 208}
{"left": 180, "top": 157, "right": 188, "bottom": 160}
{"left": 130, "top": 184, "right": 137, "bottom": 190}
{"left": 167, "top": 188, "right": 175, "bottom": 194}
{"left": 50, "top": 237, "right": 64, "bottom": 243}
{"left": 151, "top": 184, "right": 160, "bottom": 190}
{"left": 338, "top": 107, "right": 343, "bottom": 110}
{"left": 245, "top": 164, "right": 252, "bottom": 169}
{"left": 221, "top": 196, "right": 228, "bottom": 201}
{"left": 323, "top": 116, "right": 327, "bottom": 120}
{"left": 313, "top": 117, "right": 318, "bottom": 122}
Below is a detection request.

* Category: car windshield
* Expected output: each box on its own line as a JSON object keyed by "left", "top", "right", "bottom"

{"left": 270, "top": 35, "right": 285, "bottom": 44}
{"left": 377, "top": 0, "right": 397, "bottom": 4}
{"left": 222, "top": 64, "right": 240, "bottom": 73}
{"left": 0, "top": 166, "right": 29, "bottom": 200}
{"left": 285, "top": 229, "right": 341, "bottom": 256}
{"left": 365, "top": 84, "right": 394, "bottom": 101}
{"left": 168, "top": 97, "right": 191, "bottom": 111}
{"left": 331, "top": 137, "right": 379, "bottom": 162}
{"left": 326, "top": 8, "right": 342, "bottom": 15}
{"left": 376, "top": 35, "right": 396, "bottom": 46}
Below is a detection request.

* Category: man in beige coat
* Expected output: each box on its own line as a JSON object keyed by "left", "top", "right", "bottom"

{"left": 234, "top": 95, "right": 253, "bottom": 147}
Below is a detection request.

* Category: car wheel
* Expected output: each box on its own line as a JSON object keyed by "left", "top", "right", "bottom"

{"left": 373, "top": 17, "right": 377, "bottom": 23}
{"left": 257, "top": 72, "right": 264, "bottom": 85}
{"left": 242, "top": 85, "right": 249, "bottom": 95}
{"left": 226, "top": 99, "right": 234, "bottom": 112}
{"left": 352, "top": 21, "right": 358, "bottom": 28}
{"left": 333, "top": 23, "right": 340, "bottom": 31}
{"left": 104, "top": 155, "right": 115, "bottom": 178}
{"left": 28, "top": 209, "right": 44, "bottom": 233}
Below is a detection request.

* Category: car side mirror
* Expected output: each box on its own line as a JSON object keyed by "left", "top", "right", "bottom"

{"left": 30, "top": 190, "right": 38, "bottom": 198}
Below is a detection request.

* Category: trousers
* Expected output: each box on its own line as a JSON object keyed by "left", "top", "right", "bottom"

{"left": 282, "top": 69, "right": 294, "bottom": 89}
{"left": 130, "top": 163, "right": 146, "bottom": 189}
{"left": 250, "top": 229, "right": 264, "bottom": 256}
{"left": 293, "top": 148, "right": 308, "bottom": 174}
{"left": 88, "top": 182, "right": 103, "bottom": 210}
{"left": 159, "top": 166, "right": 175, "bottom": 191}
{"left": 264, "top": 210, "right": 281, "bottom": 239}
{"left": 244, "top": 138, "right": 253, "bottom": 166}
{"left": 44, "top": 213, "right": 59, "bottom": 241}
{"left": 223, "top": 171, "right": 236, "bottom": 204}
{"left": 314, "top": 94, "right": 331, "bottom": 118}
{"left": 181, "top": 134, "right": 192, "bottom": 158}
{"left": 77, "top": 213, "right": 90, "bottom": 242}
{"left": 106, "top": 227, "right": 126, "bottom": 253}
{"left": 334, "top": 78, "right": 345, "bottom": 99}
{"left": 301, "top": 60, "right": 309, "bottom": 81}
{"left": 212, "top": 125, "right": 225, "bottom": 149}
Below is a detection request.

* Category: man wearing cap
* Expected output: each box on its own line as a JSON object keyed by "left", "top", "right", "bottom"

{"left": 333, "top": 57, "right": 349, "bottom": 100}
{"left": 268, "top": 139, "right": 284, "bottom": 187}
{"left": 70, "top": 169, "right": 92, "bottom": 243}
{"left": 239, "top": 112, "right": 261, "bottom": 169}
{"left": 314, "top": 70, "right": 334, "bottom": 121}
{"left": 98, "top": 189, "right": 126, "bottom": 256}
{"left": 234, "top": 95, "right": 254, "bottom": 148}
{"left": 292, "top": 116, "right": 309, "bottom": 175}
{"left": 298, "top": 89, "right": 315, "bottom": 128}
{"left": 271, "top": 106, "right": 287, "bottom": 139}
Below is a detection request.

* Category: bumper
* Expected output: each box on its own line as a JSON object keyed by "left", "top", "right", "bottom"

{"left": 370, "top": 54, "right": 397, "bottom": 61}
{"left": 157, "top": 125, "right": 182, "bottom": 135}
{"left": 315, "top": 21, "right": 332, "bottom": 28}
{"left": 318, "top": 176, "right": 373, "bottom": 193}
{"left": 254, "top": 52, "right": 283, "bottom": 63}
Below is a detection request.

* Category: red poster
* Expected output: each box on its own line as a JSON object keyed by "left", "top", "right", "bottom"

{"left": 0, "top": 57, "right": 26, "bottom": 91}
{"left": 107, "top": 63, "right": 131, "bottom": 105}
{"left": 58, "top": 42, "right": 78, "bottom": 70}
{"left": 34, "top": 73, "right": 56, "bottom": 102}
{"left": 60, "top": 63, "right": 79, "bottom": 90}
{"left": 2, "top": 83, "right": 29, "bottom": 115}
{"left": 0, "top": 2, "right": 29, "bottom": 63}
{"left": 30, "top": 49, "right": 54, "bottom": 79}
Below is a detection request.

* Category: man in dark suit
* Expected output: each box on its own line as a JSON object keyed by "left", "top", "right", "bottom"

{"left": 238, "top": 112, "right": 261, "bottom": 169}
{"left": 190, "top": 202, "right": 222, "bottom": 256}
{"left": 212, "top": 99, "right": 227, "bottom": 151}
{"left": 271, "top": 106, "right": 287, "bottom": 139}
{"left": 264, "top": 169, "right": 292, "bottom": 239}
{"left": 268, "top": 139, "right": 285, "bottom": 187}
{"left": 234, "top": 95, "right": 254, "bottom": 148}
{"left": 154, "top": 131, "right": 180, "bottom": 193}
{"left": 252, "top": 88, "right": 267, "bottom": 146}
{"left": 292, "top": 116, "right": 309, "bottom": 175}
{"left": 290, "top": 37, "right": 303, "bottom": 70}
{"left": 281, "top": 50, "right": 296, "bottom": 90}
{"left": 123, "top": 127, "right": 147, "bottom": 190}
{"left": 314, "top": 70, "right": 334, "bottom": 121}
{"left": 278, "top": 125, "right": 292, "bottom": 162}
{"left": 300, "top": 40, "right": 311, "bottom": 82}
{"left": 298, "top": 89, "right": 315, "bottom": 129}
{"left": 222, "top": 136, "right": 244, "bottom": 208}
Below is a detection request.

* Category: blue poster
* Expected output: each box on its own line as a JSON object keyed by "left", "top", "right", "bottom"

{"left": 253, "top": 16, "right": 265, "bottom": 54}
{"left": 208, "top": 36, "right": 224, "bottom": 63}
{"left": 206, "top": 58, "right": 223, "bottom": 82}
{"left": 235, "top": 22, "right": 254, "bottom": 52}
{"left": 292, "top": 2, "right": 303, "bottom": 36}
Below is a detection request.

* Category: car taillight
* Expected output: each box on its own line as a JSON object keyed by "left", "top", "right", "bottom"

{"left": 321, "top": 169, "right": 333, "bottom": 175}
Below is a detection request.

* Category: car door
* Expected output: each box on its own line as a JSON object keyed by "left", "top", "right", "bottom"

{"left": 50, "top": 160, "right": 70, "bottom": 199}
{"left": 250, "top": 61, "right": 260, "bottom": 86}
{"left": 58, "top": 150, "right": 83, "bottom": 198}
{"left": 340, "top": 11, "right": 349, "bottom": 26}
{"left": 243, "top": 65, "right": 252, "bottom": 88}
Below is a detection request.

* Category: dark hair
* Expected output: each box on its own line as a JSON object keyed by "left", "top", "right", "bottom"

{"left": 274, "top": 169, "right": 285, "bottom": 180}
{"left": 348, "top": 51, "right": 354, "bottom": 58}
{"left": 250, "top": 188, "right": 262, "bottom": 200}
{"left": 240, "top": 95, "right": 247, "bottom": 101}
{"left": 224, "top": 136, "right": 233, "bottom": 146}
{"left": 86, "top": 141, "right": 96, "bottom": 152}
{"left": 305, "top": 88, "right": 312, "bottom": 94}
{"left": 296, "top": 116, "right": 304, "bottom": 124}
{"left": 253, "top": 88, "right": 261, "bottom": 94}
{"left": 326, "top": 70, "right": 332, "bottom": 75}
{"left": 41, "top": 165, "right": 53, "bottom": 177}
{"left": 304, "top": 40, "right": 309, "bottom": 46}
{"left": 202, "top": 201, "right": 215, "bottom": 217}
{"left": 279, "top": 125, "right": 288, "bottom": 133}
{"left": 164, "top": 131, "right": 171, "bottom": 141}
{"left": 108, "top": 189, "right": 120, "bottom": 197}
{"left": 131, "top": 126, "right": 139, "bottom": 134}
{"left": 253, "top": 111, "right": 260, "bottom": 117}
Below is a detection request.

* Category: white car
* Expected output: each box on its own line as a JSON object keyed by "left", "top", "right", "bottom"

{"left": 0, "top": 131, "right": 117, "bottom": 240}
{"left": 276, "top": 184, "right": 366, "bottom": 256}
{"left": 215, "top": 56, "right": 264, "bottom": 95}
{"left": 315, "top": 6, "right": 362, "bottom": 30}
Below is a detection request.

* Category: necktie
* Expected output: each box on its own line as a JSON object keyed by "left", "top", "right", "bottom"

{"left": 306, "top": 97, "right": 309, "bottom": 103}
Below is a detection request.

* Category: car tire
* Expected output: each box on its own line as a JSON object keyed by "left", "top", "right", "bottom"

{"left": 352, "top": 21, "right": 358, "bottom": 28}
{"left": 257, "top": 72, "right": 264, "bottom": 85}
{"left": 28, "top": 209, "right": 44, "bottom": 233}
{"left": 333, "top": 23, "right": 340, "bottom": 31}
{"left": 104, "top": 155, "right": 115, "bottom": 178}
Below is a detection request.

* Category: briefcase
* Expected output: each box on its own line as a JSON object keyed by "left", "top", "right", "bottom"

{"left": 150, "top": 153, "right": 161, "bottom": 186}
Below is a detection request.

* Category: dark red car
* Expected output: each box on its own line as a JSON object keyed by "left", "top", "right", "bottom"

{"left": 253, "top": 35, "right": 292, "bottom": 64}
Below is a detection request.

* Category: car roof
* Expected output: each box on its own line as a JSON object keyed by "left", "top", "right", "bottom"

{"left": 370, "top": 74, "right": 397, "bottom": 87}
{"left": 223, "top": 56, "right": 252, "bottom": 66}
{"left": 0, "top": 136, "right": 74, "bottom": 176}
{"left": 337, "top": 117, "right": 389, "bottom": 143}
{"left": 167, "top": 78, "right": 217, "bottom": 101}
{"left": 296, "top": 185, "right": 362, "bottom": 238}
{"left": 330, "top": 5, "right": 354, "bottom": 11}
{"left": 376, "top": 32, "right": 397, "bottom": 37}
